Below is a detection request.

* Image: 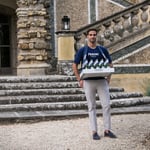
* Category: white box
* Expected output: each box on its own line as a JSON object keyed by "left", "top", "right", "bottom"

{"left": 80, "top": 68, "right": 115, "bottom": 79}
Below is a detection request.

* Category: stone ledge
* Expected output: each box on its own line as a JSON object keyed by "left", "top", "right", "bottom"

{"left": 114, "top": 64, "right": 150, "bottom": 73}
{"left": 17, "top": 63, "right": 49, "bottom": 76}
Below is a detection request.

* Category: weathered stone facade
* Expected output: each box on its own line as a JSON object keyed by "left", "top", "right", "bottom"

{"left": 56, "top": 0, "right": 88, "bottom": 31}
{"left": 0, "top": 0, "right": 149, "bottom": 76}
{"left": 55, "top": 0, "right": 124, "bottom": 31}
{"left": 98, "top": 0, "right": 123, "bottom": 19}
{"left": 16, "top": 0, "right": 52, "bottom": 75}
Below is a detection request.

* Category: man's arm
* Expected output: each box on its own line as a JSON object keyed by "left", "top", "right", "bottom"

{"left": 106, "top": 63, "right": 113, "bottom": 84}
{"left": 72, "top": 63, "right": 80, "bottom": 82}
{"left": 72, "top": 63, "right": 84, "bottom": 88}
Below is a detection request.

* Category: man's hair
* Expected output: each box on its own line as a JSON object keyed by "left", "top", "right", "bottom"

{"left": 86, "top": 28, "right": 98, "bottom": 35}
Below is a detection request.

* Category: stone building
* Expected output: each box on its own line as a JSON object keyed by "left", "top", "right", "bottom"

{"left": 0, "top": 0, "right": 143, "bottom": 76}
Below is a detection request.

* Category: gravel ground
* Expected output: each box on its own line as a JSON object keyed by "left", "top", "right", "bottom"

{"left": 0, "top": 113, "right": 150, "bottom": 150}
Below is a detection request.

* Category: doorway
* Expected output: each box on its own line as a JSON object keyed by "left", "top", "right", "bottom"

{"left": 0, "top": 14, "right": 11, "bottom": 74}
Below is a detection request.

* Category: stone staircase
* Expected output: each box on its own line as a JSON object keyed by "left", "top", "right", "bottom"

{"left": 0, "top": 75, "right": 150, "bottom": 122}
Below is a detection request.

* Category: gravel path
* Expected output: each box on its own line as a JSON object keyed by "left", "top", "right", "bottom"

{"left": 0, "top": 114, "right": 150, "bottom": 150}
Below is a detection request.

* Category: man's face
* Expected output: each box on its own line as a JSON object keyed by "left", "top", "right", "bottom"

{"left": 87, "top": 30, "right": 97, "bottom": 44}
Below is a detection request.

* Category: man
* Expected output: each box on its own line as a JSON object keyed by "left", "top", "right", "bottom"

{"left": 72, "top": 28, "right": 117, "bottom": 140}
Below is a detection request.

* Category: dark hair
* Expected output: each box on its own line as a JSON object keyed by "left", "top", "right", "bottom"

{"left": 86, "top": 28, "right": 98, "bottom": 35}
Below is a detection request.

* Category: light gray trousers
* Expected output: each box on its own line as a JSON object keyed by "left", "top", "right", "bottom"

{"left": 83, "top": 79, "right": 111, "bottom": 132}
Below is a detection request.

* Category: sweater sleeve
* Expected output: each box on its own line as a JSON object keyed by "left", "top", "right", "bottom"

{"left": 73, "top": 47, "right": 84, "bottom": 64}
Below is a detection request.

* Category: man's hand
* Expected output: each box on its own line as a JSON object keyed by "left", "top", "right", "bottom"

{"left": 79, "top": 80, "right": 84, "bottom": 88}
{"left": 106, "top": 74, "right": 111, "bottom": 84}
{"left": 106, "top": 63, "right": 113, "bottom": 84}
{"left": 72, "top": 63, "right": 83, "bottom": 87}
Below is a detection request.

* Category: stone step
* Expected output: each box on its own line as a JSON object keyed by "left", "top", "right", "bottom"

{"left": 110, "top": 92, "right": 143, "bottom": 99}
{"left": 0, "top": 88, "right": 125, "bottom": 96}
{"left": 0, "top": 81, "right": 125, "bottom": 91}
{"left": 1, "top": 105, "right": 149, "bottom": 122}
{"left": 0, "top": 75, "right": 147, "bottom": 122}
{"left": 0, "top": 97, "right": 149, "bottom": 112}
{"left": 0, "top": 82, "right": 79, "bottom": 90}
{"left": 0, "top": 94, "right": 85, "bottom": 104}
{"left": 0, "top": 87, "right": 132, "bottom": 97}
{"left": 0, "top": 75, "right": 76, "bottom": 83}
{"left": 110, "top": 97, "right": 150, "bottom": 108}
{"left": 0, "top": 92, "right": 143, "bottom": 105}
{"left": 0, "top": 88, "right": 84, "bottom": 96}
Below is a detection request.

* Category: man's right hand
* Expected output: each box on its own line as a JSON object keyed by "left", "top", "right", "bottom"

{"left": 79, "top": 80, "right": 84, "bottom": 88}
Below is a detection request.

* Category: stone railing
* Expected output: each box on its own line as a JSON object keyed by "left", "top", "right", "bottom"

{"left": 74, "top": 0, "right": 150, "bottom": 52}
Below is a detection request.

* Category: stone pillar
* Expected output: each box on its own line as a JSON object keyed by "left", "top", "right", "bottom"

{"left": 16, "top": 0, "right": 50, "bottom": 76}
{"left": 56, "top": 31, "right": 75, "bottom": 75}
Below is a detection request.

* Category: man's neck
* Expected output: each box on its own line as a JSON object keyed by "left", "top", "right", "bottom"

{"left": 88, "top": 43, "right": 97, "bottom": 49}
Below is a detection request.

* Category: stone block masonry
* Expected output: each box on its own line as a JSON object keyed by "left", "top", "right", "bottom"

{"left": 16, "top": 0, "right": 51, "bottom": 75}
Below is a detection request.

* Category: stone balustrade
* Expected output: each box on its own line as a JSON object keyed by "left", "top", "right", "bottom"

{"left": 74, "top": 1, "right": 150, "bottom": 51}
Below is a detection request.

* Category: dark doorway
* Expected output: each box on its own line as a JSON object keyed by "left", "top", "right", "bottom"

{"left": 0, "top": 14, "right": 11, "bottom": 74}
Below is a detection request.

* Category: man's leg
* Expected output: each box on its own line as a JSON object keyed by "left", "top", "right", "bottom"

{"left": 96, "top": 79, "right": 111, "bottom": 131}
{"left": 83, "top": 80, "right": 97, "bottom": 132}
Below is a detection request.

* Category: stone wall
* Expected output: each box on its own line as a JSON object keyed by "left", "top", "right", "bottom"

{"left": 56, "top": 0, "right": 88, "bottom": 31}
{"left": 111, "top": 74, "right": 150, "bottom": 95}
{"left": 15, "top": 0, "right": 132, "bottom": 75}
{"left": 16, "top": 0, "right": 53, "bottom": 75}
{"left": 98, "top": 0, "right": 123, "bottom": 19}
{"left": 55, "top": 0, "right": 125, "bottom": 31}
